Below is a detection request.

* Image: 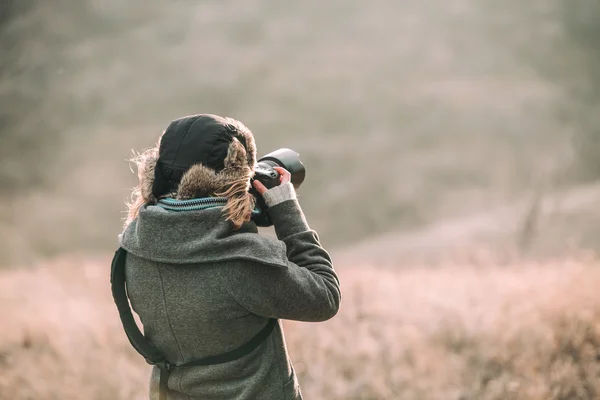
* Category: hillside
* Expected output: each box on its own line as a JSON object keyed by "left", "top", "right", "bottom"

{"left": 334, "top": 181, "right": 600, "bottom": 265}
{"left": 2, "top": 0, "right": 599, "bottom": 265}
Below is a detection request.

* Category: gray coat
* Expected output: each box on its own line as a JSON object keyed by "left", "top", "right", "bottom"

{"left": 120, "top": 199, "right": 341, "bottom": 399}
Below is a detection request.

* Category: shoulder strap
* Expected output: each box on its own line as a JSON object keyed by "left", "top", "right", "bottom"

{"left": 110, "top": 248, "right": 166, "bottom": 365}
{"left": 180, "top": 318, "right": 277, "bottom": 367}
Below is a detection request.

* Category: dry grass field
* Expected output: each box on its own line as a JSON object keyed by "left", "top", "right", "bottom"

{"left": 1, "top": 255, "right": 599, "bottom": 400}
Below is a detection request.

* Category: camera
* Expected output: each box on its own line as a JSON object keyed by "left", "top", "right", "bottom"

{"left": 250, "top": 148, "right": 306, "bottom": 227}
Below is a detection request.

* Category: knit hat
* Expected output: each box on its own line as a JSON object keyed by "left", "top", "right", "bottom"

{"left": 127, "top": 114, "right": 257, "bottom": 229}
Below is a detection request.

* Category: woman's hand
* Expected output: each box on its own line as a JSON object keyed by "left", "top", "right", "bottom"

{"left": 252, "top": 167, "right": 291, "bottom": 196}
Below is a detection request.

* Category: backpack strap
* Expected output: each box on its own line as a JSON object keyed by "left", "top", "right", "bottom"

{"left": 110, "top": 248, "right": 166, "bottom": 365}
{"left": 110, "top": 248, "right": 277, "bottom": 400}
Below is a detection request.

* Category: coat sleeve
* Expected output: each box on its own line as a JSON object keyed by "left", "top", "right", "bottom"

{"left": 216, "top": 199, "right": 341, "bottom": 322}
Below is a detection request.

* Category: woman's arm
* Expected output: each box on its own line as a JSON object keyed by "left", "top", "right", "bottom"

{"left": 216, "top": 180, "right": 341, "bottom": 322}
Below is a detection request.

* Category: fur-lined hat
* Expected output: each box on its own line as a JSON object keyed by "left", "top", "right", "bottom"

{"left": 126, "top": 114, "right": 257, "bottom": 229}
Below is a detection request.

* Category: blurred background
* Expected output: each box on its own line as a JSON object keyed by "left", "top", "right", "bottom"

{"left": 1, "top": 0, "right": 600, "bottom": 399}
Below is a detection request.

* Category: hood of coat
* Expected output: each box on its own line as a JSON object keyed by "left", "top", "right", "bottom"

{"left": 119, "top": 205, "right": 288, "bottom": 268}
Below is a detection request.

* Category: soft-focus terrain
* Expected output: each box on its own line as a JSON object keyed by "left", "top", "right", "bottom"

{"left": 1, "top": 255, "right": 599, "bottom": 400}
{"left": 2, "top": 0, "right": 600, "bottom": 265}
{"left": 2, "top": 1, "right": 600, "bottom": 399}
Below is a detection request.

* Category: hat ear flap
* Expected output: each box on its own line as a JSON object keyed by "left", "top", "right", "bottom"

{"left": 138, "top": 147, "right": 159, "bottom": 204}
{"left": 124, "top": 143, "right": 159, "bottom": 227}
{"left": 224, "top": 137, "right": 248, "bottom": 169}
{"left": 223, "top": 117, "right": 256, "bottom": 168}
{"left": 217, "top": 137, "right": 256, "bottom": 229}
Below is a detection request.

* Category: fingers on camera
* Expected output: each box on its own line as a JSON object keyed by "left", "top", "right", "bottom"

{"left": 273, "top": 167, "right": 290, "bottom": 184}
{"left": 253, "top": 180, "right": 268, "bottom": 195}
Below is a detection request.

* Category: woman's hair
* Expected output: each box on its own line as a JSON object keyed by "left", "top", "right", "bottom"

{"left": 125, "top": 118, "right": 257, "bottom": 229}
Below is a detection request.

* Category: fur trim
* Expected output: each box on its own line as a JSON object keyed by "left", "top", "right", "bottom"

{"left": 223, "top": 117, "right": 256, "bottom": 168}
{"left": 224, "top": 137, "right": 248, "bottom": 169}
{"left": 176, "top": 164, "right": 223, "bottom": 199}
{"left": 124, "top": 142, "right": 160, "bottom": 227}
{"left": 176, "top": 138, "right": 256, "bottom": 228}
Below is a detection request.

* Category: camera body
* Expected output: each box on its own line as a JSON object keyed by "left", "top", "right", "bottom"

{"left": 253, "top": 161, "right": 282, "bottom": 190}
{"left": 250, "top": 148, "right": 306, "bottom": 227}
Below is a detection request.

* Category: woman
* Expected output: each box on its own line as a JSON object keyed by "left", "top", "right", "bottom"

{"left": 118, "top": 114, "right": 341, "bottom": 400}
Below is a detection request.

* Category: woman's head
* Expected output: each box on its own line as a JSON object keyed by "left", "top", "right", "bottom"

{"left": 126, "top": 114, "right": 257, "bottom": 229}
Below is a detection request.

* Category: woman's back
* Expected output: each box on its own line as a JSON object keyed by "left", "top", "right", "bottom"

{"left": 118, "top": 114, "right": 341, "bottom": 399}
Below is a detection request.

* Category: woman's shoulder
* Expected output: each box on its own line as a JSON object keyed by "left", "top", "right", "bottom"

{"left": 225, "top": 228, "right": 288, "bottom": 268}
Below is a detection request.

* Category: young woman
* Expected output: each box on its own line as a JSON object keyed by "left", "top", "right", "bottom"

{"left": 118, "top": 114, "right": 341, "bottom": 400}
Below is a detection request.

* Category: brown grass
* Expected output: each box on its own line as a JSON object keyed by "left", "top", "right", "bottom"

{"left": 1, "top": 257, "right": 600, "bottom": 399}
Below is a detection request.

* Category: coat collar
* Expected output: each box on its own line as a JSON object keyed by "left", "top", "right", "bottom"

{"left": 119, "top": 205, "right": 287, "bottom": 268}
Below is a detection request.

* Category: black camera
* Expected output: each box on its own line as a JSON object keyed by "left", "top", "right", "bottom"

{"left": 250, "top": 148, "right": 306, "bottom": 227}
